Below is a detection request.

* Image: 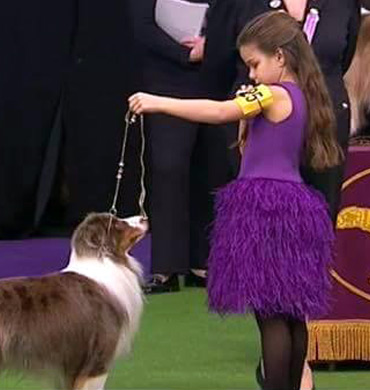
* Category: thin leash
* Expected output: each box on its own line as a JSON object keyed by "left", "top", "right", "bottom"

{"left": 108, "top": 110, "right": 148, "bottom": 232}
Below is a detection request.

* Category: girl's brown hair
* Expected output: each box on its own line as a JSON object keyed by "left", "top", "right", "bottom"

{"left": 237, "top": 11, "right": 342, "bottom": 170}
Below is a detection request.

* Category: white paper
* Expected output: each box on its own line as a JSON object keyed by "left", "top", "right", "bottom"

{"left": 155, "top": 0, "right": 209, "bottom": 43}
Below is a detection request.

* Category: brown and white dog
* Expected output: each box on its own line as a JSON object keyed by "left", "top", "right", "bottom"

{"left": 0, "top": 213, "right": 147, "bottom": 390}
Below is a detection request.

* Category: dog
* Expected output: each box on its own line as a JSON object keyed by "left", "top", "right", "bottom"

{"left": 0, "top": 213, "right": 148, "bottom": 390}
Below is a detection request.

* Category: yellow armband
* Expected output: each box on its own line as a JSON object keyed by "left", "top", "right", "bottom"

{"left": 234, "top": 84, "right": 273, "bottom": 116}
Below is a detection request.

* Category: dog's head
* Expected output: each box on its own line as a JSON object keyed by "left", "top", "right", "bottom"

{"left": 71, "top": 213, "right": 148, "bottom": 268}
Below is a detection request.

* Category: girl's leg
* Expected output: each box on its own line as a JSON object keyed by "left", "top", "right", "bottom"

{"left": 288, "top": 318, "right": 308, "bottom": 390}
{"left": 300, "top": 360, "right": 314, "bottom": 390}
{"left": 255, "top": 313, "right": 292, "bottom": 390}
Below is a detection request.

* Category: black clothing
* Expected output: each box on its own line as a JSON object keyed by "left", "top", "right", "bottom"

{"left": 131, "top": 0, "right": 233, "bottom": 274}
{"left": 201, "top": 0, "right": 263, "bottom": 99}
{"left": 199, "top": 0, "right": 267, "bottom": 182}
{"left": 255, "top": 313, "right": 308, "bottom": 390}
{"left": 62, "top": 0, "right": 142, "bottom": 227}
{"left": 0, "top": 0, "right": 141, "bottom": 238}
{"left": 131, "top": 0, "right": 203, "bottom": 97}
{"left": 0, "top": 1, "right": 74, "bottom": 237}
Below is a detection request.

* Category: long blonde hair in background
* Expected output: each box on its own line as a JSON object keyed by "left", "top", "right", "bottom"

{"left": 344, "top": 15, "right": 370, "bottom": 133}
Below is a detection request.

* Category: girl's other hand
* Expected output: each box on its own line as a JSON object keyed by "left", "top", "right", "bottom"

{"left": 128, "top": 92, "right": 164, "bottom": 115}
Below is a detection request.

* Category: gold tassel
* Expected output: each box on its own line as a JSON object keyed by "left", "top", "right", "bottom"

{"left": 308, "top": 321, "right": 370, "bottom": 361}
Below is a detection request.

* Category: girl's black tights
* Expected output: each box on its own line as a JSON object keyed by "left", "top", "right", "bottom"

{"left": 255, "top": 312, "right": 308, "bottom": 390}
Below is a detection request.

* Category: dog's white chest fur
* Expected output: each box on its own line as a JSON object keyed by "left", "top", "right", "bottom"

{"left": 63, "top": 251, "right": 143, "bottom": 354}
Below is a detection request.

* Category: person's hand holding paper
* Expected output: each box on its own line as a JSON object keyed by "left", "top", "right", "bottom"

{"left": 155, "top": 0, "right": 209, "bottom": 44}
{"left": 189, "top": 36, "right": 205, "bottom": 62}
{"left": 180, "top": 35, "right": 206, "bottom": 62}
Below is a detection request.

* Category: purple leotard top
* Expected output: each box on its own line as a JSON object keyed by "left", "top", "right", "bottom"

{"left": 238, "top": 82, "right": 307, "bottom": 183}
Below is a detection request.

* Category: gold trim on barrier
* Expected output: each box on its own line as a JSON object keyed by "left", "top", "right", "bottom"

{"left": 341, "top": 168, "right": 370, "bottom": 190}
{"left": 330, "top": 269, "right": 370, "bottom": 302}
{"left": 308, "top": 321, "right": 370, "bottom": 361}
{"left": 330, "top": 168, "right": 370, "bottom": 300}
{"left": 309, "top": 167, "right": 370, "bottom": 362}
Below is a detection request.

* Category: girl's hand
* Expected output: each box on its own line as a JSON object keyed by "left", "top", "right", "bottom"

{"left": 128, "top": 92, "right": 164, "bottom": 115}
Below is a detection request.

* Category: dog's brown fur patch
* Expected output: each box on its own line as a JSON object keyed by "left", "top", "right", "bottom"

{"left": 0, "top": 273, "right": 126, "bottom": 387}
{"left": 0, "top": 213, "right": 145, "bottom": 389}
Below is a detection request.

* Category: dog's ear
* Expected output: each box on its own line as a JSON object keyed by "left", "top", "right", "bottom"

{"left": 114, "top": 219, "right": 129, "bottom": 232}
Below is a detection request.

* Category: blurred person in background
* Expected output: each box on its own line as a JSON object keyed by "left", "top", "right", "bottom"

{"left": 0, "top": 0, "right": 141, "bottom": 239}
{"left": 61, "top": 0, "right": 142, "bottom": 233}
{"left": 345, "top": 9, "right": 370, "bottom": 136}
{"left": 0, "top": 0, "right": 74, "bottom": 238}
{"left": 131, "top": 0, "right": 217, "bottom": 293}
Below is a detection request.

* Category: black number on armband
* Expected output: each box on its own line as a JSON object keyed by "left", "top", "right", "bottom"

{"left": 245, "top": 94, "right": 258, "bottom": 102}
{"left": 245, "top": 89, "right": 264, "bottom": 102}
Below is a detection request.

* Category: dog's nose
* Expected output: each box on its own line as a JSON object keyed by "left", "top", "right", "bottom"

{"left": 139, "top": 216, "right": 149, "bottom": 230}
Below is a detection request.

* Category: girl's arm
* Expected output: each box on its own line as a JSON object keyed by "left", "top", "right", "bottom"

{"left": 128, "top": 93, "right": 243, "bottom": 124}
{"left": 128, "top": 84, "right": 280, "bottom": 125}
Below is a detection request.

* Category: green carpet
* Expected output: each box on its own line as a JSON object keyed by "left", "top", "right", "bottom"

{"left": 2, "top": 288, "right": 369, "bottom": 389}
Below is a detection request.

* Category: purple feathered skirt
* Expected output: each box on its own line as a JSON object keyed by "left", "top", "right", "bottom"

{"left": 207, "top": 177, "right": 335, "bottom": 320}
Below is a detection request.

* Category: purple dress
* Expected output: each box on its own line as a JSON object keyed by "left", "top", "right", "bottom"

{"left": 207, "top": 82, "right": 335, "bottom": 320}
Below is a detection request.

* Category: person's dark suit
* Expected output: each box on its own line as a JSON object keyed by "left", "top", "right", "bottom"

{"left": 0, "top": 0, "right": 141, "bottom": 238}
{"left": 0, "top": 0, "right": 75, "bottom": 238}
{"left": 62, "top": 0, "right": 142, "bottom": 228}
{"left": 131, "top": 0, "right": 231, "bottom": 275}
{"left": 201, "top": 0, "right": 264, "bottom": 99}
{"left": 198, "top": 0, "right": 266, "bottom": 179}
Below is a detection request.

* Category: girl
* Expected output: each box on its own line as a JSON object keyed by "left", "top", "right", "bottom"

{"left": 129, "top": 11, "right": 341, "bottom": 390}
